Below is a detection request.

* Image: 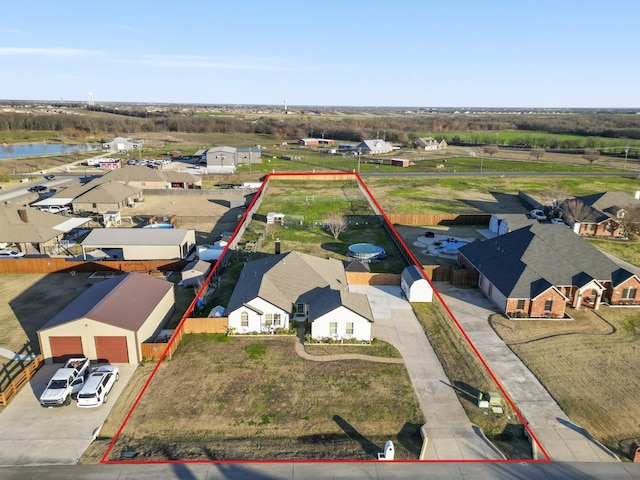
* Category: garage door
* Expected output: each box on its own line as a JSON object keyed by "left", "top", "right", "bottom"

{"left": 49, "top": 336, "right": 83, "bottom": 363}
{"left": 95, "top": 336, "right": 129, "bottom": 363}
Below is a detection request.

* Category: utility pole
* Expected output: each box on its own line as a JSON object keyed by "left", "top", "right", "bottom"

{"left": 624, "top": 147, "right": 629, "bottom": 170}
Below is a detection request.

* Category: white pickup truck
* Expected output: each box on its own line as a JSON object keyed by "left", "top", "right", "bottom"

{"left": 39, "top": 206, "right": 69, "bottom": 214}
{"left": 39, "top": 357, "right": 90, "bottom": 407}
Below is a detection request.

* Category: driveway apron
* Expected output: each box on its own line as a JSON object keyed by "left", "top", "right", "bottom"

{"left": 349, "top": 284, "right": 503, "bottom": 460}
{"left": 433, "top": 281, "right": 619, "bottom": 462}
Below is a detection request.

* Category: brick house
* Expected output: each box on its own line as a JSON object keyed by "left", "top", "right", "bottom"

{"left": 458, "top": 223, "right": 640, "bottom": 318}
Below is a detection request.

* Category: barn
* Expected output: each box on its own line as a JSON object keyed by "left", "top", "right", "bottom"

{"left": 37, "top": 272, "right": 175, "bottom": 364}
{"left": 401, "top": 266, "right": 433, "bottom": 302}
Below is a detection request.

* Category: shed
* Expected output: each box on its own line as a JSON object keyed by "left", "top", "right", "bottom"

{"left": 37, "top": 272, "right": 175, "bottom": 364}
{"left": 81, "top": 228, "right": 196, "bottom": 260}
{"left": 390, "top": 158, "right": 409, "bottom": 168}
{"left": 401, "top": 265, "right": 433, "bottom": 302}
{"left": 181, "top": 260, "right": 212, "bottom": 287}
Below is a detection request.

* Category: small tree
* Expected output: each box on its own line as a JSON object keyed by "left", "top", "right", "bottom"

{"left": 583, "top": 148, "right": 600, "bottom": 164}
{"left": 323, "top": 212, "right": 348, "bottom": 240}
{"left": 561, "top": 198, "right": 592, "bottom": 222}
{"left": 619, "top": 205, "right": 640, "bottom": 236}
{"left": 483, "top": 144, "right": 498, "bottom": 157}
{"left": 530, "top": 148, "right": 545, "bottom": 161}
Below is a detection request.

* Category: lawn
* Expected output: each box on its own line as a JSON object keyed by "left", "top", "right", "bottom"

{"left": 100, "top": 334, "right": 425, "bottom": 461}
{"left": 503, "top": 306, "right": 640, "bottom": 460}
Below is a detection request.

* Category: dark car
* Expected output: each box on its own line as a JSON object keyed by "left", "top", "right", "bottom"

{"left": 27, "top": 185, "right": 47, "bottom": 193}
{"left": 44, "top": 174, "right": 55, "bottom": 180}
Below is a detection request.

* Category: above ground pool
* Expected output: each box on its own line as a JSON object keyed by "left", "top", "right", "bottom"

{"left": 143, "top": 223, "right": 175, "bottom": 229}
{"left": 347, "top": 243, "right": 386, "bottom": 262}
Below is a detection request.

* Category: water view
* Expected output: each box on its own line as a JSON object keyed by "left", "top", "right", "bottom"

{"left": 0, "top": 143, "right": 100, "bottom": 160}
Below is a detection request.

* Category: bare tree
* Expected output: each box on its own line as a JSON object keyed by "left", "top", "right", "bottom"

{"left": 529, "top": 148, "right": 545, "bottom": 161}
{"left": 583, "top": 148, "right": 600, "bottom": 164}
{"left": 619, "top": 205, "right": 640, "bottom": 236}
{"left": 483, "top": 144, "right": 498, "bottom": 157}
{"left": 323, "top": 212, "right": 348, "bottom": 240}
{"left": 561, "top": 199, "right": 592, "bottom": 222}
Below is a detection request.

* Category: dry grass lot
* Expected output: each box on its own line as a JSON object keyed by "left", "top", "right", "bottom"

{"left": 95, "top": 335, "right": 424, "bottom": 461}
{"left": 492, "top": 306, "right": 640, "bottom": 460}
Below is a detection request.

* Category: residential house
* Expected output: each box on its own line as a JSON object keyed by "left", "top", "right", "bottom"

{"left": 38, "top": 272, "right": 174, "bottom": 364}
{"left": 458, "top": 223, "right": 640, "bottom": 318}
{"left": 487, "top": 213, "right": 535, "bottom": 238}
{"left": 226, "top": 251, "right": 374, "bottom": 341}
{"left": 559, "top": 191, "right": 640, "bottom": 237}
{"left": 71, "top": 181, "right": 143, "bottom": 214}
{"left": 414, "top": 137, "right": 448, "bottom": 150}
{"left": 102, "top": 136, "right": 143, "bottom": 153}
{"left": 100, "top": 165, "right": 202, "bottom": 190}
{"left": 0, "top": 206, "right": 90, "bottom": 255}
{"left": 355, "top": 139, "right": 394, "bottom": 155}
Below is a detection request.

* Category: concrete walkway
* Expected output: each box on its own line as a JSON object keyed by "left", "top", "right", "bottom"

{"left": 348, "top": 284, "right": 503, "bottom": 460}
{"left": 433, "top": 282, "right": 619, "bottom": 463}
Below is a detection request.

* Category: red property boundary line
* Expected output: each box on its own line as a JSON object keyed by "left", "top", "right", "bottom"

{"left": 101, "top": 171, "right": 550, "bottom": 464}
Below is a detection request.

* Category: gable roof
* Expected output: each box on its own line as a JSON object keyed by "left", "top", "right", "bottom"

{"left": 0, "top": 206, "right": 68, "bottom": 243}
{"left": 38, "top": 272, "right": 173, "bottom": 332}
{"left": 402, "top": 265, "right": 426, "bottom": 284}
{"left": 458, "top": 223, "right": 627, "bottom": 298}
{"left": 101, "top": 165, "right": 166, "bottom": 183}
{"left": 182, "top": 260, "right": 211, "bottom": 274}
{"left": 563, "top": 191, "right": 640, "bottom": 224}
{"left": 73, "top": 181, "right": 141, "bottom": 203}
{"left": 82, "top": 227, "right": 193, "bottom": 246}
{"left": 227, "top": 251, "right": 373, "bottom": 321}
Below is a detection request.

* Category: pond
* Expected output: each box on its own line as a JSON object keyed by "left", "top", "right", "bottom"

{"left": 0, "top": 143, "right": 100, "bottom": 160}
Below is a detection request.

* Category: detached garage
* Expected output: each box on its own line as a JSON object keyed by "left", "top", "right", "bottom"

{"left": 38, "top": 272, "right": 175, "bottom": 364}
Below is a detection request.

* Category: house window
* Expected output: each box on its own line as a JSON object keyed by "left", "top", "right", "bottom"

{"left": 241, "top": 312, "right": 248, "bottom": 327}
{"left": 265, "top": 314, "right": 273, "bottom": 326}
{"left": 516, "top": 299, "right": 525, "bottom": 310}
{"left": 346, "top": 322, "right": 354, "bottom": 335}
{"left": 296, "top": 303, "right": 305, "bottom": 315}
{"left": 273, "top": 313, "right": 281, "bottom": 326}
{"left": 622, "top": 288, "right": 637, "bottom": 299}
{"left": 329, "top": 322, "right": 337, "bottom": 336}
{"left": 544, "top": 300, "right": 553, "bottom": 311}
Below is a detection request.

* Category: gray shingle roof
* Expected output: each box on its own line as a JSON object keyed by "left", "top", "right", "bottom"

{"left": 227, "top": 251, "right": 373, "bottom": 321}
{"left": 458, "top": 223, "right": 626, "bottom": 298}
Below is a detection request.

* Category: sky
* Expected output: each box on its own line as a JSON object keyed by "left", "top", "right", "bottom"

{"left": 1, "top": 0, "right": 639, "bottom": 108}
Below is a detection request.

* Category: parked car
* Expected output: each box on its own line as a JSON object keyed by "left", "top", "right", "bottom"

{"left": 76, "top": 365, "right": 120, "bottom": 408}
{"left": 550, "top": 218, "right": 565, "bottom": 225}
{"left": 39, "top": 206, "right": 70, "bottom": 214}
{"left": 529, "top": 209, "right": 546, "bottom": 220}
{"left": 44, "top": 174, "right": 55, "bottom": 180}
{"left": 27, "top": 185, "right": 47, "bottom": 193}
{"left": 0, "top": 249, "right": 25, "bottom": 258}
{"left": 39, "top": 357, "right": 90, "bottom": 407}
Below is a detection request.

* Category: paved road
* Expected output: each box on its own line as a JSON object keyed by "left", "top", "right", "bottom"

{"left": 350, "top": 284, "right": 503, "bottom": 460}
{"left": 433, "top": 282, "right": 619, "bottom": 463}
{"left": 0, "top": 460, "right": 639, "bottom": 479}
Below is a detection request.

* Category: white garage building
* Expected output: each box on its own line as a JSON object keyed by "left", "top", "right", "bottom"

{"left": 81, "top": 228, "right": 196, "bottom": 260}
{"left": 37, "top": 272, "right": 175, "bottom": 364}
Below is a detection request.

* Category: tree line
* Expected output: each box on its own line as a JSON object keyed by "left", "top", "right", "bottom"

{"left": 2, "top": 108, "right": 640, "bottom": 149}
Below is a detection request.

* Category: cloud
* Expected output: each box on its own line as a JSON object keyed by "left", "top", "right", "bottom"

{"left": 125, "top": 54, "right": 297, "bottom": 72}
{"left": 0, "top": 47, "right": 96, "bottom": 57}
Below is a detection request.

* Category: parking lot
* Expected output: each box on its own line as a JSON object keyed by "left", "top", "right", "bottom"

{"left": 0, "top": 362, "right": 137, "bottom": 465}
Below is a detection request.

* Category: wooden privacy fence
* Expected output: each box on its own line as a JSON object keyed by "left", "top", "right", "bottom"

{"left": 422, "top": 265, "right": 479, "bottom": 286}
{"left": 386, "top": 213, "right": 491, "bottom": 226}
{"left": 0, "top": 355, "right": 44, "bottom": 406}
{"left": 346, "top": 272, "right": 401, "bottom": 286}
{"left": 183, "top": 316, "right": 229, "bottom": 334}
{"left": 0, "top": 258, "right": 188, "bottom": 275}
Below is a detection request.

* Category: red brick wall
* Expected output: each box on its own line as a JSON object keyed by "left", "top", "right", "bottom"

{"left": 528, "top": 289, "right": 566, "bottom": 318}
{"left": 609, "top": 276, "right": 640, "bottom": 305}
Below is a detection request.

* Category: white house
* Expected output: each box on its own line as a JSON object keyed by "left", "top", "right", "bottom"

{"left": 226, "top": 251, "right": 374, "bottom": 341}
{"left": 355, "top": 139, "right": 394, "bottom": 155}
{"left": 401, "top": 266, "right": 433, "bottom": 302}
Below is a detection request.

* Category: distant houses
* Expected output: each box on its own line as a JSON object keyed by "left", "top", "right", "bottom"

{"left": 201, "top": 146, "right": 262, "bottom": 174}
{"left": 102, "top": 136, "right": 143, "bottom": 153}
{"left": 414, "top": 137, "right": 447, "bottom": 151}
{"left": 355, "top": 139, "right": 394, "bottom": 155}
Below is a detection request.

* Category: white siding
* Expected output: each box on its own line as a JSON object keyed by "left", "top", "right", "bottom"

{"left": 312, "top": 306, "right": 371, "bottom": 342}
{"left": 227, "top": 297, "right": 290, "bottom": 334}
{"left": 479, "top": 275, "right": 508, "bottom": 312}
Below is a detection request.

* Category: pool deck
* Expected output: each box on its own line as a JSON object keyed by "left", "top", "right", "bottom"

{"left": 414, "top": 233, "right": 477, "bottom": 259}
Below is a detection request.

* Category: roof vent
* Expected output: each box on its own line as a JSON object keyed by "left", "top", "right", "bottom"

{"left": 18, "top": 209, "right": 28, "bottom": 223}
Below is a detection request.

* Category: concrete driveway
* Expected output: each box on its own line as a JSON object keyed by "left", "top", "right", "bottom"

{"left": 349, "top": 284, "right": 503, "bottom": 460}
{"left": 0, "top": 363, "right": 137, "bottom": 466}
{"left": 433, "top": 282, "right": 619, "bottom": 462}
